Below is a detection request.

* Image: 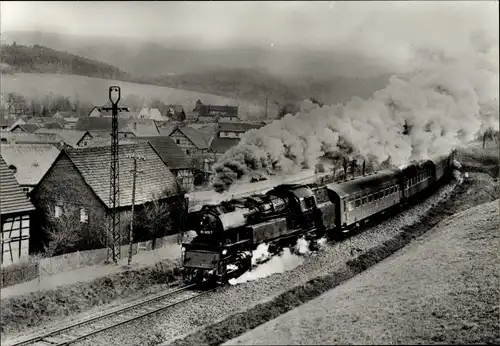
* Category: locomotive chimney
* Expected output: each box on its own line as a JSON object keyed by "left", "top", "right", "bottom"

{"left": 362, "top": 160, "right": 366, "bottom": 176}
{"left": 343, "top": 157, "right": 348, "bottom": 180}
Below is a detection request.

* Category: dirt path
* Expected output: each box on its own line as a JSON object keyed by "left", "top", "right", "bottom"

{"left": 226, "top": 199, "right": 499, "bottom": 345}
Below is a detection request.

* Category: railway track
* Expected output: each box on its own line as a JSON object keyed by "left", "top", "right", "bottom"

{"left": 7, "top": 284, "right": 213, "bottom": 346}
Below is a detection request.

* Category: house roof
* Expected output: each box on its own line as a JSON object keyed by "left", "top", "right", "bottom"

{"left": 123, "top": 122, "right": 160, "bottom": 137}
{"left": 64, "top": 143, "right": 180, "bottom": 208}
{"left": 0, "top": 115, "right": 16, "bottom": 127}
{"left": 74, "top": 117, "right": 132, "bottom": 132}
{"left": 135, "top": 136, "right": 194, "bottom": 170}
{"left": 43, "top": 122, "right": 65, "bottom": 130}
{"left": 0, "top": 144, "right": 61, "bottom": 186}
{"left": 218, "top": 122, "right": 265, "bottom": 133}
{"left": 13, "top": 123, "right": 41, "bottom": 134}
{"left": 0, "top": 156, "right": 35, "bottom": 215}
{"left": 171, "top": 126, "right": 208, "bottom": 149}
{"left": 209, "top": 137, "right": 240, "bottom": 154}
{"left": 199, "top": 105, "right": 238, "bottom": 117}
{"left": 54, "top": 111, "right": 78, "bottom": 118}
{"left": 64, "top": 117, "right": 80, "bottom": 123}
{"left": 138, "top": 108, "right": 166, "bottom": 122}
{"left": 0, "top": 132, "right": 63, "bottom": 145}
{"left": 26, "top": 117, "right": 65, "bottom": 125}
{"left": 34, "top": 128, "right": 91, "bottom": 148}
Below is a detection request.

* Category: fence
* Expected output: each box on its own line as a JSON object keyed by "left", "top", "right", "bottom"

{"left": 38, "top": 231, "right": 195, "bottom": 277}
{"left": 1, "top": 260, "right": 39, "bottom": 288}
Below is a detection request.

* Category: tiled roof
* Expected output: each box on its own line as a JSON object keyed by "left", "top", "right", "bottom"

{"left": 218, "top": 122, "right": 265, "bottom": 133}
{"left": 26, "top": 117, "right": 65, "bottom": 125}
{"left": 123, "top": 122, "right": 160, "bottom": 137}
{"left": 209, "top": 137, "right": 240, "bottom": 154}
{"left": 15, "top": 123, "right": 41, "bottom": 134}
{"left": 54, "top": 111, "right": 78, "bottom": 118}
{"left": 34, "top": 128, "right": 91, "bottom": 148}
{"left": 64, "top": 143, "right": 180, "bottom": 208}
{"left": 0, "top": 156, "right": 35, "bottom": 215}
{"left": 0, "top": 132, "right": 62, "bottom": 145}
{"left": 64, "top": 117, "right": 80, "bottom": 123}
{"left": 0, "top": 144, "right": 61, "bottom": 186}
{"left": 158, "top": 124, "right": 177, "bottom": 137}
{"left": 43, "top": 122, "right": 65, "bottom": 130}
{"left": 171, "top": 126, "right": 208, "bottom": 149}
{"left": 135, "top": 136, "right": 194, "bottom": 170}
{"left": 74, "top": 117, "right": 132, "bottom": 132}
{"left": 138, "top": 108, "right": 167, "bottom": 122}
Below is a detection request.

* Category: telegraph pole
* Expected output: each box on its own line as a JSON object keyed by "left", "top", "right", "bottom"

{"left": 101, "top": 86, "right": 128, "bottom": 263}
{"left": 265, "top": 97, "right": 268, "bottom": 119}
{"left": 127, "top": 153, "right": 145, "bottom": 265}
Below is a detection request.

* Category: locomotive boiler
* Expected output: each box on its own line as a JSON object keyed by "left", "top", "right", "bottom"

{"left": 182, "top": 184, "right": 336, "bottom": 284}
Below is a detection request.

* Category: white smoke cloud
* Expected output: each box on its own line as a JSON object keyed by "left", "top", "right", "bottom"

{"left": 229, "top": 237, "right": 317, "bottom": 286}
{"left": 213, "top": 31, "right": 499, "bottom": 190}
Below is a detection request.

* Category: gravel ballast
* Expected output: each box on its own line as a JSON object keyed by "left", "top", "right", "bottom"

{"left": 72, "top": 174, "right": 471, "bottom": 346}
{"left": 226, "top": 199, "right": 499, "bottom": 345}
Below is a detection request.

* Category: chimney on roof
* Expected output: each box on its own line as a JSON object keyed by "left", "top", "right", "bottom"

{"left": 133, "top": 122, "right": 137, "bottom": 130}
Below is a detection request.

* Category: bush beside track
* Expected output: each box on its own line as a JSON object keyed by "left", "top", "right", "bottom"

{"left": 1, "top": 259, "right": 183, "bottom": 338}
{"left": 168, "top": 147, "right": 499, "bottom": 346}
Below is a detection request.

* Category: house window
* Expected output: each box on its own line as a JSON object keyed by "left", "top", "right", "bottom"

{"left": 80, "top": 208, "right": 89, "bottom": 223}
{"left": 186, "top": 149, "right": 191, "bottom": 155}
{"left": 176, "top": 139, "right": 180, "bottom": 144}
{"left": 54, "top": 205, "right": 62, "bottom": 218}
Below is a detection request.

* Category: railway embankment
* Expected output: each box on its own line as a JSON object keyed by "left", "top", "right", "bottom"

{"left": 166, "top": 146, "right": 498, "bottom": 346}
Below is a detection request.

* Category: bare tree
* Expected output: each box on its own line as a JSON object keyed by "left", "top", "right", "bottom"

{"left": 43, "top": 204, "right": 83, "bottom": 257}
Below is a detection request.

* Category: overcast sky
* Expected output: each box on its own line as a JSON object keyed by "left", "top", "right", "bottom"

{"left": 1, "top": 1, "right": 498, "bottom": 56}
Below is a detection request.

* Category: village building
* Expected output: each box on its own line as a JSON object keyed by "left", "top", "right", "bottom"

{"left": 52, "top": 111, "right": 80, "bottom": 129}
{"left": 0, "top": 132, "right": 64, "bottom": 146}
{"left": 0, "top": 144, "right": 61, "bottom": 194}
{"left": 88, "top": 106, "right": 137, "bottom": 118}
{"left": 0, "top": 114, "right": 16, "bottom": 131}
{"left": 30, "top": 142, "right": 184, "bottom": 253}
{"left": 26, "top": 117, "right": 66, "bottom": 129}
{"left": 135, "top": 136, "right": 196, "bottom": 191}
{"left": 74, "top": 117, "right": 160, "bottom": 139}
{"left": 0, "top": 156, "right": 36, "bottom": 265}
{"left": 195, "top": 104, "right": 239, "bottom": 122}
{"left": 10, "top": 123, "right": 41, "bottom": 134}
{"left": 138, "top": 108, "right": 168, "bottom": 122}
{"left": 33, "top": 128, "right": 93, "bottom": 148}
{"left": 168, "top": 126, "right": 209, "bottom": 157}
{"left": 7, "top": 117, "right": 26, "bottom": 131}
{"left": 217, "top": 121, "right": 265, "bottom": 139}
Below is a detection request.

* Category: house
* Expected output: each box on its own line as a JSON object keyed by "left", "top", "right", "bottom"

{"left": 10, "top": 123, "right": 41, "bottom": 134}
{"left": 62, "top": 117, "right": 79, "bottom": 129}
{"left": 75, "top": 117, "right": 159, "bottom": 139}
{"left": 137, "top": 108, "right": 167, "bottom": 122}
{"left": 0, "top": 144, "right": 61, "bottom": 194}
{"left": 88, "top": 106, "right": 136, "bottom": 118}
{"left": 168, "top": 126, "right": 209, "bottom": 157}
{"left": 217, "top": 121, "right": 265, "bottom": 139}
{"left": 196, "top": 104, "right": 239, "bottom": 120}
{"left": 0, "top": 156, "right": 36, "bottom": 265}
{"left": 33, "top": 128, "right": 93, "bottom": 148}
{"left": 209, "top": 137, "right": 240, "bottom": 155}
{"left": 0, "top": 132, "right": 64, "bottom": 146}
{"left": 135, "top": 136, "right": 196, "bottom": 191}
{"left": 0, "top": 115, "right": 14, "bottom": 131}
{"left": 30, "top": 142, "right": 184, "bottom": 252}
{"left": 7, "top": 117, "right": 26, "bottom": 131}
{"left": 26, "top": 117, "right": 65, "bottom": 127}
{"left": 53, "top": 111, "right": 77, "bottom": 119}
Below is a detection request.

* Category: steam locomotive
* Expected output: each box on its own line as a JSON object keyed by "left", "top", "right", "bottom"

{"left": 181, "top": 152, "right": 455, "bottom": 285}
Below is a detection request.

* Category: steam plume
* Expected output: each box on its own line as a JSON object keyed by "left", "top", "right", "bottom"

{"left": 213, "top": 32, "right": 499, "bottom": 191}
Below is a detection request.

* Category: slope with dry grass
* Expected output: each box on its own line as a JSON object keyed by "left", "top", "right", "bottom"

{"left": 227, "top": 199, "right": 499, "bottom": 345}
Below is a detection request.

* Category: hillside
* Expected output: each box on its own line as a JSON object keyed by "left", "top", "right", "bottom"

{"left": 0, "top": 39, "right": 392, "bottom": 110}
{"left": 1, "top": 31, "right": 395, "bottom": 79}
{"left": 0, "top": 73, "right": 251, "bottom": 114}
{"left": 0, "top": 43, "right": 130, "bottom": 81}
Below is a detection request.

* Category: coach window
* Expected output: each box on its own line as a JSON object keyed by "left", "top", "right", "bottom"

{"left": 347, "top": 201, "right": 354, "bottom": 211}
{"left": 355, "top": 199, "right": 361, "bottom": 208}
{"left": 385, "top": 188, "right": 390, "bottom": 196}
{"left": 362, "top": 196, "right": 367, "bottom": 205}
{"left": 368, "top": 194, "right": 373, "bottom": 203}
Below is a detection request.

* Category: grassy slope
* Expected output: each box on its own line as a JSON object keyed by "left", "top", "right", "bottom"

{"left": 227, "top": 199, "right": 499, "bottom": 345}
{"left": 0, "top": 73, "right": 247, "bottom": 111}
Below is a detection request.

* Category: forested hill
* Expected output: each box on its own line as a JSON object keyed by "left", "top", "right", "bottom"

{"left": 0, "top": 43, "right": 131, "bottom": 80}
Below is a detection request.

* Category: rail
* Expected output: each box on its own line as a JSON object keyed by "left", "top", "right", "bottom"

{"left": 6, "top": 284, "right": 214, "bottom": 346}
